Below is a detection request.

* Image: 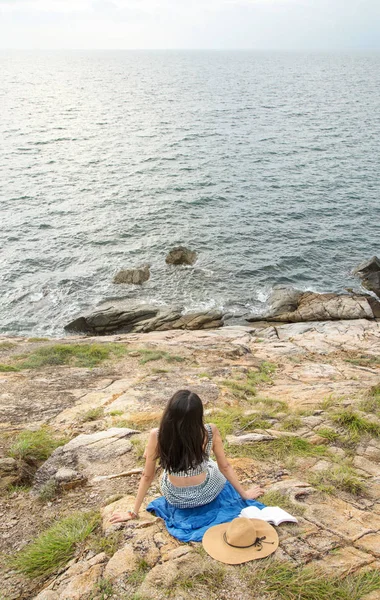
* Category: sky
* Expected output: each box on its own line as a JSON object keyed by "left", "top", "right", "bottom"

{"left": 0, "top": 0, "right": 380, "bottom": 50}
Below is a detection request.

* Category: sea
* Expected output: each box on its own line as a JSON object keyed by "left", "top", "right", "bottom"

{"left": 1, "top": 51, "right": 379, "bottom": 337}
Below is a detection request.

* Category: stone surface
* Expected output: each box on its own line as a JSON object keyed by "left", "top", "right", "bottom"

{"left": 303, "top": 497, "right": 380, "bottom": 542}
{"left": 353, "top": 456, "right": 379, "bottom": 477}
{"left": 64, "top": 301, "right": 223, "bottom": 334}
{"left": 33, "top": 428, "right": 137, "bottom": 493}
{"left": 33, "top": 592, "right": 60, "bottom": 600}
{"left": 247, "top": 290, "right": 377, "bottom": 323}
{"left": 101, "top": 494, "right": 157, "bottom": 531}
{"left": 318, "top": 546, "right": 375, "bottom": 575}
{"left": 104, "top": 544, "right": 137, "bottom": 579}
{"left": 165, "top": 246, "right": 197, "bottom": 266}
{"left": 58, "top": 563, "right": 103, "bottom": 600}
{"left": 355, "top": 533, "right": 380, "bottom": 557}
{"left": 113, "top": 264, "right": 150, "bottom": 285}
{"left": 139, "top": 553, "right": 205, "bottom": 599}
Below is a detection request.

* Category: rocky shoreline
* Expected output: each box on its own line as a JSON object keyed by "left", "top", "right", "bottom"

{"left": 61, "top": 256, "right": 380, "bottom": 336}
{"left": 0, "top": 319, "right": 379, "bottom": 599}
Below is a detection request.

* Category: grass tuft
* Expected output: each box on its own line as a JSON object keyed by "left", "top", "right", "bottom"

{"left": 308, "top": 465, "right": 366, "bottom": 496}
{"left": 259, "top": 490, "right": 305, "bottom": 515}
{"left": 131, "top": 349, "right": 185, "bottom": 365}
{"left": 331, "top": 409, "right": 380, "bottom": 438}
{"left": 0, "top": 342, "right": 16, "bottom": 351}
{"left": 16, "top": 343, "right": 127, "bottom": 369}
{"left": 78, "top": 407, "right": 105, "bottom": 422}
{"left": 128, "top": 559, "right": 150, "bottom": 585}
{"left": 317, "top": 427, "right": 340, "bottom": 442}
{"left": 88, "top": 530, "right": 124, "bottom": 557}
{"left": 227, "top": 436, "right": 328, "bottom": 462}
{"left": 8, "top": 427, "right": 67, "bottom": 462}
{"left": 345, "top": 354, "right": 380, "bottom": 367}
{"left": 0, "top": 364, "right": 20, "bottom": 372}
{"left": 359, "top": 384, "right": 380, "bottom": 414}
{"left": 247, "top": 361, "right": 277, "bottom": 385}
{"left": 281, "top": 415, "right": 303, "bottom": 431}
{"left": 243, "top": 561, "right": 380, "bottom": 600}
{"left": 207, "top": 408, "right": 272, "bottom": 441}
{"left": 90, "top": 577, "right": 114, "bottom": 600}
{"left": 9, "top": 511, "right": 100, "bottom": 578}
{"left": 38, "top": 480, "right": 60, "bottom": 503}
{"left": 116, "top": 412, "right": 161, "bottom": 430}
{"left": 173, "top": 564, "right": 226, "bottom": 595}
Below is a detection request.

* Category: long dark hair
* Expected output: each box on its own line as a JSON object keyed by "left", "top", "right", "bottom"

{"left": 157, "top": 390, "right": 207, "bottom": 473}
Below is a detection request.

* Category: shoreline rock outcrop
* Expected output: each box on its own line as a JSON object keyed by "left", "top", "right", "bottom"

{"left": 65, "top": 301, "right": 224, "bottom": 335}
{"left": 247, "top": 287, "right": 380, "bottom": 323}
{"left": 353, "top": 256, "right": 380, "bottom": 299}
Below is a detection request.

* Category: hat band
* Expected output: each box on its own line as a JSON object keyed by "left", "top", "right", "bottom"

{"left": 223, "top": 533, "right": 275, "bottom": 551}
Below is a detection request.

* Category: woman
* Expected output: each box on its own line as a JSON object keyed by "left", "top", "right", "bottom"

{"left": 110, "top": 389, "right": 263, "bottom": 523}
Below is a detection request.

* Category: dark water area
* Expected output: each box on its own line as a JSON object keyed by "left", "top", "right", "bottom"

{"left": 1, "top": 50, "right": 379, "bottom": 336}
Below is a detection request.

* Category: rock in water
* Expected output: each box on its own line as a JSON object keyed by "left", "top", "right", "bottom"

{"left": 113, "top": 264, "right": 150, "bottom": 285}
{"left": 65, "top": 300, "right": 224, "bottom": 334}
{"left": 247, "top": 290, "right": 379, "bottom": 323}
{"left": 353, "top": 256, "right": 380, "bottom": 299}
{"left": 165, "top": 246, "right": 197, "bottom": 266}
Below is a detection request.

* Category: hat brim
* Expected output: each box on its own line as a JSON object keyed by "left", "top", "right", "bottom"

{"left": 202, "top": 519, "right": 279, "bottom": 565}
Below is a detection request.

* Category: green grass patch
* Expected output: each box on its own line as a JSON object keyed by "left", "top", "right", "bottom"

{"left": 87, "top": 530, "right": 124, "bottom": 557}
{"left": 9, "top": 511, "right": 100, "bottom": 578}
{"left": 8, "top": 427, "right": 67, "bottom": 462}
{"left": 198, "top": 371, "right": 213, "bottom": 378}
{"left": 78, "top": 407, "right": 105, "bottom": 422}
{"left": 207, "top": 408, "right": 271, "bottom": 441}
{"left": 131, "top": 349, "right": 185, "bottom": 365}
{"left": 247, "top": 361, "right": 277, "bottom": 385}
{"left": 37, "top": 480, "right": 59, "bottom": 503}
{"left": 173, "top": 564, "right": 226, "bottom": 595}
{"left": 309, "top": 465, "right": 366, "bottom": 496}
{"left": 222, "top": 378, "right": 257, "bottom": 399}
{"left": 345, "top": 354, "right": 380, "bottom": 367}
{"left": 331, "top": 409, "right": 380, "bottom": 438}
{"left": 259, "top": 490, "right": 305, "bottom": 515}
{"left": 359, "top": 384, "right": 380, "bottom": 414}
{"left": 128, "top": 559, "right": 150, "bottom": 586}
{"left": 242, "top": 561, "right": 380, "bottom": 600}
{"left": 90, "top": 578, "right": 114, "bottom": 600}
{"left": 6, "top": 484, "right": 32, "bottom": 495}
{"left": 227, "top": 436, "right": 328, "bottom": 463}
{"left": 0, "top": 341, "right": 16, "bottom": 351}
{"left": 317, "top": 427, "right": 340, "bottom": 442}
{"left": 108, "top": 409, "right": 124, "bottom": 417}
{"left": 0, "top": 364, "right": 20, "bottom": 372}
{"left": 14, "top": 343, "right": 127, "bottom": 369}
{"left": 281, "top": 415, "right": 303, "bottom": 431}
{"left": 27, "top": 337, "right": 49, "bottom": 343}
{"left": 130, "top": 437, "right": 146, "bottom": 464}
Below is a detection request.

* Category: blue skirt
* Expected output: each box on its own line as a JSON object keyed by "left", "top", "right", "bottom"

{"left": 146, "top": 481, "right": 265, "bottom": 542}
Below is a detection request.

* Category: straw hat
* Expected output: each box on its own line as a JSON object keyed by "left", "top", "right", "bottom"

{"left": 202, "top": 517, "right": 279, "bottom": 564}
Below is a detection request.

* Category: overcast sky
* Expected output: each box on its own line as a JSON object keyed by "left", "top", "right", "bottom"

{"left": 1, "top": 0, "right": 379, "bottom": 50}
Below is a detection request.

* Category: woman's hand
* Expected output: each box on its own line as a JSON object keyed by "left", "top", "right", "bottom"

{"left": 242, "top": 486, "right": 264, "bottom": 500}
{"left": 109, "top": 511, "right": 138, "bottom": 524}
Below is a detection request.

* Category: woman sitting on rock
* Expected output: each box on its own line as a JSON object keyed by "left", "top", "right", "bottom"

{"left": 109, "top": 389, "right": 263, "bottom": 523}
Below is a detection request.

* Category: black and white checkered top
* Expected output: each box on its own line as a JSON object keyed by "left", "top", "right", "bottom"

{"left": 160, "top": 423, "right": 227, "bottom": 508}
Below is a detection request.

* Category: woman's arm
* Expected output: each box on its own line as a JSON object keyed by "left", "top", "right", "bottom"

{"left": 109, "top": 429, "right": 158, "bottom": 523}
{"left": 210, "top": 424, "right": 264, "bottom": 500}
